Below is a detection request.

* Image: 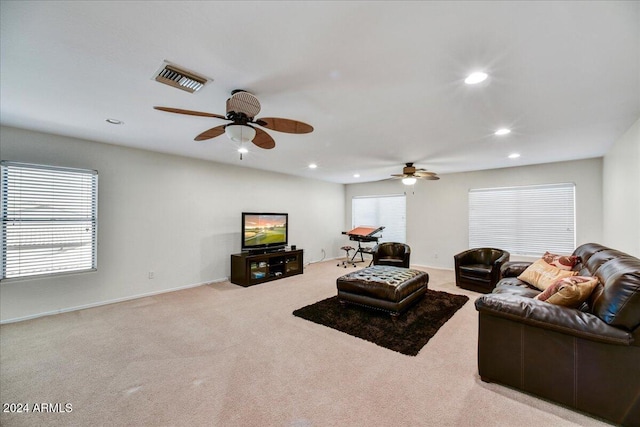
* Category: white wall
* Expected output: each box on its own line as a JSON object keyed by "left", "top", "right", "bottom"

{"left": 4, "top": 118, "right": 634, "bottom": 322}
{"left": 603, "top": 117, "right": 640, "bottom": 257}
{"left": 346, "top": 158, "right": 603, "bottom": 269}
{"left": 0, "top": 126, "right": 345, "bottom": 322}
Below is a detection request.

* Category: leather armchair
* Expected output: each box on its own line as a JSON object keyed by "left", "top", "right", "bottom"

{"left": 372, "top": 242, "right": 411, "bottom": 268}
{"left": 454, "top": 248, "right": 510, "bottom": 293}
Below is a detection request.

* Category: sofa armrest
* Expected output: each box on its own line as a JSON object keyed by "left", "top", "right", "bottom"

{"left": 494, "top": 251, "right": 510, "bottom": 266}
{"left": 500, "top": 261, "right": 531, "bottom": 278}
{"left": 475, "top": 293, "right": 634, "bottom": 346}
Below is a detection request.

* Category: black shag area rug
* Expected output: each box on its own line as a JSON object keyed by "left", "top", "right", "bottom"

{"left": 293, "top": 289, "right": 469, "bottom": 356}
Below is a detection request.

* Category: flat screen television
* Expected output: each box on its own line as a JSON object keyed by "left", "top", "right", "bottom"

{"left": 242, "top": 212, "right": 288, "bottom": 252}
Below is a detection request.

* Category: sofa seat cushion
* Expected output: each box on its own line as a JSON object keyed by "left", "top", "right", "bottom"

{"left": 376, "top": 258, "right": 407, "bottom": 267}
{"left": 459, "top": 264, "right": 493, "bottom": 278}
{"left": 493, "top": 279, "right": 541, "bottom": 298}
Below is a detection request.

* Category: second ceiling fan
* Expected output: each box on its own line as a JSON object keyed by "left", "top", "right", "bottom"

{"left": 391, "top": 163, "right": 440, "bottom": 183}
{"left": 154, "top": 90, "right": 313, "bottom": 150}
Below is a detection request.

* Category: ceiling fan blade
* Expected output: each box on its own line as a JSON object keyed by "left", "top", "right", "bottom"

{"left": 257, "top": 117, "right": 313, "bottom": 134}
{"left": 390, "top": 174, "right": 410, "bottom": 178}
{"left": 420, "top": 175, "right": 440, "bottom": 180}
{"left": 194, "top": 125, "right": 226, "bottom": 141}
{"left": 252, "top": 127, "right": 276, "bottom": 149}
{"left": 154, "top": 106, "right": 227, "bottom": 120}
{"left": 414, "top": 171, "right": 437, "bottom": 176}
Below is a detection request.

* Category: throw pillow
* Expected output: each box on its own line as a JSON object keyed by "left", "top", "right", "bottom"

{"left": 535, "top": 276, "right": 599, "bottom": 308}
{"left": 542, "top": 251, "right": 579, "bottom": 271}
{"left": 517, "top": 259, "right": 577, "bottom": 290}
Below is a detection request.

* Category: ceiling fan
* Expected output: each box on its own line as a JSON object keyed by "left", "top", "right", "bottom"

{"left": 391, "top": 163, "right": 440, "bottom": 184}
{"left": 153, "top": 90, "right": 313, "bottom": 151}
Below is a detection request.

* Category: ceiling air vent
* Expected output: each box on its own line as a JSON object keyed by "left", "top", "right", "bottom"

{"left": 153, "top": 61, "right": 209, "bottom": 93}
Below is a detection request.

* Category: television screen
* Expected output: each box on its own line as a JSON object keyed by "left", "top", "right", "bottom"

{"left": 242, "top": 212, "right": 288, "bottom": 251}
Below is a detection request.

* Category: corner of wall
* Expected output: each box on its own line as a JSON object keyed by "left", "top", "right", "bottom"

{"left": 602, "top": 117, "right": 640, "bottom": 257}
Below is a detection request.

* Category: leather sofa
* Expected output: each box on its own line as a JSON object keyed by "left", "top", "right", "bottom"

{"left": 372, "top": 242, "right": 411, "bottom": 268}
{"left": 475, "top": 243, "right": 640, "bottom": 426}
{"left": 454, "top": 248, "right": 510, "bottom": 293}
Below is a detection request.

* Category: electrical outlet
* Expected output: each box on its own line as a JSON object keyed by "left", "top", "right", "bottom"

{"left": 148, "top": 271, "right": 155, "bottom": 279}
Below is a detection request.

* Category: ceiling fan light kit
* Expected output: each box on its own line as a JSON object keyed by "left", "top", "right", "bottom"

{"left": 225, "top": 124, "right": 256, "bottom": 143}
{"left": 392, "top": 162, "right": 440, "bottom": 185}
{"left": 402, "top": 177, "right": 417, "bottom": 186}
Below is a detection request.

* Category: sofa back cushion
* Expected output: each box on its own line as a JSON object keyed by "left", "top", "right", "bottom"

{"left": 590, "top": 256, "right": 640, "bottom": 331}
{"left": 572, "top": 243, "right": 608, "bottom": 272}
{"left": 585, "top": 249, "right": 632, "bottom": 273}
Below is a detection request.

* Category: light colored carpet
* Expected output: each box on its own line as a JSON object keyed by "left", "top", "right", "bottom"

{"left": 0, "top": 261, "right": 611, "bottom": 426}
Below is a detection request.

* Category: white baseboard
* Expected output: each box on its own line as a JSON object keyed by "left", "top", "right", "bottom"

{"left": 0, "top": 277, "right": 228, "bottom": 324}
{"left": 411, "top": 263, "right": 454, "bottom": 272}
{"left": 1, "top": 263, "right": 455, "bottom": 324}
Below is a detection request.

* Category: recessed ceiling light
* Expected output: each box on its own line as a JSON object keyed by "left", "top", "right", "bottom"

{"left": 495, "top": 128, "right": 511, "bottom": 136}
{"left": 106, "top": 118, "right": 123, "bottom": 125}
{"left": 353, "top": 173, "right": 360, "bottom": 178}
{"left": 508, "top": 153, "right": 521, "bottom": 159}
{"left": 308, "top": 163, "right": 318, "bottom": 169}
{"left": 465, "top": 72, "right": 488, "bottom": 85}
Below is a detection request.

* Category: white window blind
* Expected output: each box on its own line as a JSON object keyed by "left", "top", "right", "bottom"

{"left": 469, "top": 183, "right": 575, "bottom": 256}
{"left": 1, "top": 161, "right": 98, "bottom": 280}
{"left": 352, "top": 195, "right": 406, "bottom": 243}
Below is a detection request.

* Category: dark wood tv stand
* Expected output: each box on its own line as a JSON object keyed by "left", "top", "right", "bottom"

{"left": 230, "top": 249, "right": 303, "bottom": 287}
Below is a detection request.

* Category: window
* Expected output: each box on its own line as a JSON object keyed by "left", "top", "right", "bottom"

{"left": 1, "top": 161, "right": 98, "bottom": 280}
{"left": 469, "top": 183, "right": 575, "bottom": 256}
{"left": 352, "top": 195, "right": 406, "bottom": 243}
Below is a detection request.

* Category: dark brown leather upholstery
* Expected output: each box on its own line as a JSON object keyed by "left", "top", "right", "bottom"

{"left": 475, "top": 243, "right": 640, "bottom": 426}
{"left": 372, "top": 242, "right": 411, "bottom": 268}
{"left": 336, "top": 265, "right": 428, "bottom": 316}
{"left": 454, "top": 248, "right": 510, "bottom": 293}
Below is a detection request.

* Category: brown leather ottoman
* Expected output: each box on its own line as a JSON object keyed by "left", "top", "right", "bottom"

{"left": 336, "top": 265, "right": 429, "bottom": 316}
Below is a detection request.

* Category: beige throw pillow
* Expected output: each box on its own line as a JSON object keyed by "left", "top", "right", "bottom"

{"left": 518, "top": 259, "right": 577, "bottom": 290}
{"left": 534, "top": 276, "right": 599, "bottom": 308}
{"left": 541, "top": 251, "right": 578, "bottom": 271}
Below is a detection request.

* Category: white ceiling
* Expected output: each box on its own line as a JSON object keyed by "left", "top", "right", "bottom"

{"left": 1, "top": 1, "right": 638, "bottom": 184}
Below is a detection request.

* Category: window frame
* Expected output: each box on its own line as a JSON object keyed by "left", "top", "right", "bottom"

{"left": 1, "top": 161, "right": 99, "bottom": 281}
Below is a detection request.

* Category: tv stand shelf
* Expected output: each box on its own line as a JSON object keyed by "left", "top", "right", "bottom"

{"left": 230, "top": 249, "right": 303, "bottom": 287}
